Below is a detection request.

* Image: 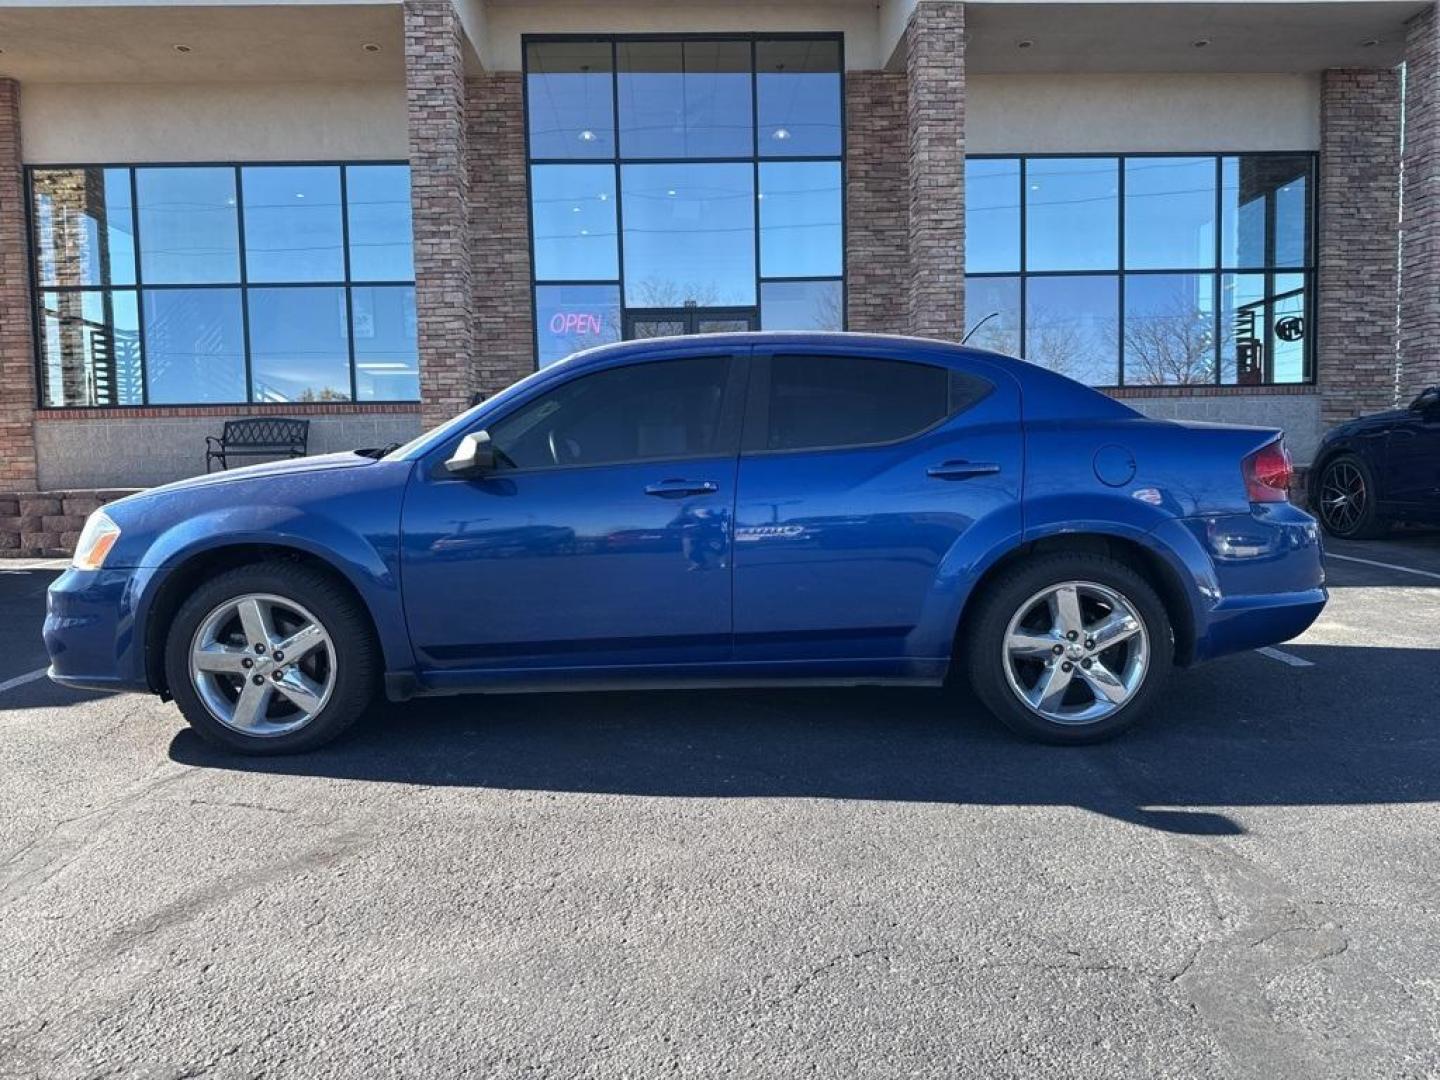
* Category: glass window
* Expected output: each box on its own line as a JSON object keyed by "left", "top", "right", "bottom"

{"left": 1122, "top": 273, "right": 1216, "bottom": 385}
{"left": 526, "top": 40, "right": 615, "bottom": 160}
{"left": 622, "top": 163, "right": 755, "bottom": 306}
{"left": 39, "top": 290, "right": 143, "bottom": 406}
{"left": 761, "top": 280, "right": 842, "bottom": 331}
{"left": 32, "top": 168, "right": 136, "bottom": 287}
{"left": 247, "top": 287, "right": 351, "bottom": 402}
{"left": 618, "top": 40, "right": 752, "bottom": 158}
{"left": 489, "top": 355, "right": 731, "bottom": 468}
{"left": 346, "top": 165, "right": 414, "bottom": 281}
{"left": 530, "top": 165, "right": 619, "bottom": 281}
{"left": 966, "top": 159, "right": 1020, "bottom": 274}
{"left": 1026, "top": 158, "right": 1118, "bottom": 272}
{"left": 756, "top": 39, "right": 841, "bottom": 157}
{"left": 965, "top": 276, "right": 1021, "bottom": 356}
{"left": 142, "top": 289, "right": 247, "bottom": 404}
{"left": 352, "top": 286, "right": 419, "bottom": 401}
{"left": 1221, "top": 156, "right": 1312, "bottom": 269}
{"left": 242, "top": 165, "right": 344, "bottom": 283}
{"left": 1272, "top": 273, "right": 1308, "bottom": 384}
{"left": 759, "top": 161, "right": 842, "bottom": 279}
{"left": 535, "top": 283, "right": 622, "bottom": 366}
{"left": 1124, "top": 157, "right": 1216, "bottom": 271}
{"left": 1220, "top": 273, "right": 1310, "bottom": 386}
{"left": 763, "top": 354, "right": 951, "bottom": 451}
{"left": 136, "top": 167, "right": 240, "bottom": 284}
{"left": 1025, "top": 275, "right": 1118, "bottom": 386}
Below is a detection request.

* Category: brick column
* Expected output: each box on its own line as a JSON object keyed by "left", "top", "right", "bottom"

{"left": 845, "top": 72, "right": 908, "bottom": 333}
{"left": 905, "top": 0, "right": 966, "bottom": 341}
{"left": 404, "top": 0, "right": 475, "bottom": 429}
{"left": 0, "top": 78, "right": 38, "bottom": 491}
{"left": 1402, "top": 5, "right": 1440, "bottom": 400}
{"left": 1318, "top": 68, "right": 1401, "bottom": 425}
{"left": 467, "top": 73, "right": 534, "bottom": 397}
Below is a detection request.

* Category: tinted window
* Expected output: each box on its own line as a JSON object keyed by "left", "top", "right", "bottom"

{"left": 32, "top": 168, "right": 136, "bottom": 287}
{"left": 488, "top": 356, "right": 731, "bottom": 469}
{"left": 136, "top": 167, "right": 240, "bottom": 284}
{"left": 526, "top": 40, "right": 616, "bottom": 160}
{"left": 531, "top": 164, "right": 619, "bottom": 281}
{"left": 762, "top": 355, "right": 969, "bottom": 452}
{"left": 346, "top": 165, "right": 414, "bottom": 281}
{"left": 756, "top": 39, "right": 841, "bottom": 157}
{"left": 1025, "top": 157, "right": 1118, "bottom": 272}
{"left": 242, "top": 165, "right": 344, "bottom": 283}
{"left": 617, "top": 40, "right": 752, "bottom": 158}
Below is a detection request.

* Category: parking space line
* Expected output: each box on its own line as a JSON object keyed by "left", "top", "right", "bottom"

{"left": 0, "top": 667, "right": 48, "bottom": 695}
{"left": 1256, "top": 646, "right": 1314, "bottom": 668}
{"left": 1326, "top": 552, "right": 1440, "bottom": 582}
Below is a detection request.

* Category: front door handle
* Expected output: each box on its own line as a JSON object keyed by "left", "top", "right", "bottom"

{"left": 927, "top": 460, "right": 1001, "bottom": 481}
{"left": 644, "top": 479, "right": 720, "bottom": 498}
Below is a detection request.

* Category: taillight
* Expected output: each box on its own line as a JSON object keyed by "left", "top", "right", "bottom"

{"left": 1242, "top": 440, "right": 1292, "bottom": 503}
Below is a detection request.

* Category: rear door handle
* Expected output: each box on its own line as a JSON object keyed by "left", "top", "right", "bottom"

{"left": 927, "top": 460, "right": 1001, "bottom": 481}
{"left": 644, "top": 479, "right": 720, "bottom": 498}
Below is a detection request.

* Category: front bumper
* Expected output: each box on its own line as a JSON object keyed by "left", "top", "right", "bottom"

{"left": 43, "top": 566, "right": 156, "bottom": 693}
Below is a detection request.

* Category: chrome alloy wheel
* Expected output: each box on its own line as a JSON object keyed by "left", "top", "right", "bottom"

{"left": 189, "top": 593, "right": 337, "bottom": 737}
{"left": 1002, "top": 580, "right": 1150, "bottom": 726}
{"left": 1319, "top": 460, "right": 1367, "bottom": 534}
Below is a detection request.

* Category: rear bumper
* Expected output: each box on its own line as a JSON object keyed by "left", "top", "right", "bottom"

{"left": 43, "top": 566, "right": 155, "bottom": 693}
{"left": 1152, "top": 503, "right": 1327, "bottom": 663}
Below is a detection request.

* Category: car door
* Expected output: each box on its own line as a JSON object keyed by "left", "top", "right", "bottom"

{"left": 731, "top": 345, "right": 1023, "bottom": 671}
{"left": 401, "top": 350, "right": 746, "bottom": 676}
{"left": 1383, "top": 388, "right": 1440, "bottom": 517}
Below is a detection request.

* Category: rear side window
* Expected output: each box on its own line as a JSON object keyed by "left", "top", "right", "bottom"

{"left": 488, "top": 355, "right": 731, "bottom": 469}
{"left": 759, "top": 354, "right": 988, "bottom": 452}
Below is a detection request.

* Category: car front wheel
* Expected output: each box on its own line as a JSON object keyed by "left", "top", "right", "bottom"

{"left": 965, "top": 553, "right": 1173, "bottom": 744}
{"left": 164, "top": 560, "right": 378, "bottom": 754}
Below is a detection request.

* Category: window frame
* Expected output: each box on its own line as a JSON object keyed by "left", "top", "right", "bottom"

{"left": 26, "top": 159, "right": 418, "bottom": 409}
{"left": 965, "top": 150, "right": 1319, "bottom": 389}
{"left": 741, "top": 350, "right": 993, "bottom": 456}
{"left": 522, "top": 32, "right": 848, "bottom": 369}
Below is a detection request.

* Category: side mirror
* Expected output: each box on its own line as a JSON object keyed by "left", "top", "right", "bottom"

{"left": 444, "top": 430, "right": 497, "bottom": 476}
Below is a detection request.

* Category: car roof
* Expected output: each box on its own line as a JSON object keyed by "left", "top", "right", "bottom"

{"left": 560, "top": 330, "right": 1006, "bottom": 371}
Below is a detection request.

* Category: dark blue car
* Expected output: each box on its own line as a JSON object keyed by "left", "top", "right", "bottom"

{"left": 45, "top": 333, "right": 1326, "bottom": 753}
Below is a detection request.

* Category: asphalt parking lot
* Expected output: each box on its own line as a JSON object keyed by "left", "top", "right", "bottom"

{"left": 2, "top": 535, "right": 1438, "bottom": 1079}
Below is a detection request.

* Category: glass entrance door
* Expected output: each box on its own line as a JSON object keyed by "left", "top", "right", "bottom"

{"left": 625, "top": 307, "right": 757, "bottom": 340}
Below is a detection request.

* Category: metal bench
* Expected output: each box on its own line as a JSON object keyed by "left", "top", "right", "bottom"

{"left": 205, "top": 417, "right": 310, "bottom": 472}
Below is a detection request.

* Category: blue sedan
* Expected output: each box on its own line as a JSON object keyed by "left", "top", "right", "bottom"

{"left": 44, "top": 333, "right": 1326, "bottom": 753}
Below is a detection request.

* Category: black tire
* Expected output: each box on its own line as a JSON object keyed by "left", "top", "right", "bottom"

{"left": 963, "top": 552, "right": 1173, "bottom": 745}
{"left": 1314, "top": 453, "right": 1388, "bottom": 539}
{"left": 163, "top": 560, "right": 379, "bottom": 754}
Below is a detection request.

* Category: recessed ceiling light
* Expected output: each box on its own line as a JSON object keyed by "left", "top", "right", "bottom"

{"left": 172, "top": 43, "right": 192, "bottom": 53}
{"left": 772, "top": 127, "right": 792, "bottom": 141}
{"left": 1017, "top": 40, "right": 1034, "bottom": 49}
{"left": 1361, "top": 38, "right": 1381, "bottom": 47}
{"left": 1192, "top": 38, "right": 1211, "bottom": 48}
{"left": 578, "top": 129, "right": 597, "bottom": 142}
{"left": 597, "top": 192, "right": 608, "bottom": 201}
{"left": 666, "top": 189, "right": 677, "bottom": 197}
{"left": 362, "top": 42, "right": 382, "bottom": 53}
{"left": 571, "top": 205, "right": 581, "bottom": 213}
{"left": 295, "top": 193, "right": 306, "bottom": 199}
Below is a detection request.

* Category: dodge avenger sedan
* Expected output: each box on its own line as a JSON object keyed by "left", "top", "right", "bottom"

{"left": 44, "top": 333, "right": 1326, "bottom": 753}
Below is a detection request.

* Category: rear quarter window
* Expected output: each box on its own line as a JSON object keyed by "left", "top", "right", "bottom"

{"left": 761, "top": 354, "right": 991, "bottom": 452}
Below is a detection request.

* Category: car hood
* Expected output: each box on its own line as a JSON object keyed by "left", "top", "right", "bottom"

{"left": 122, "top": 451, "right": 379, "bottom": 505}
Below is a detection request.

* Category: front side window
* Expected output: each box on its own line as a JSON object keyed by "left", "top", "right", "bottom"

{"left": 760, "top": 355, "right": 969, "bottom": 452}
{"left": 30, "top": 163, "right": 418, "bottom": 407}
{"left": 525, "top": 35, "right": 845, "bottom": 368}
{"left": 965, "top": 153, "right": 1316, "bottom": 387}
{"left": 488, "top": 356, "right": 732, "bottom": 469}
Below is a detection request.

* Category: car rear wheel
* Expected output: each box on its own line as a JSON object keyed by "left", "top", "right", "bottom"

{"left": 164, "top": 560, "right": 378, "bottom": 754}
{"left": 964, "top": 553, "right": 1173, "bottom": 744}
{"left": 1316, "top": 454, "right": 1387, "bottom": 539}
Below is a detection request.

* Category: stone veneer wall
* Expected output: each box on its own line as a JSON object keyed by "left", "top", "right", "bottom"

{"left": 1, "top": 490, "right": 140, "bottom": 558}
{"left": 468, "top": 72, "right": 536, "bottom": 398}
{"left": 1318, "top": 68, "right": 1401, "bottom": 425}
{"left": 905, "top": 1, "right": 966, "bottom": 341}
{"left": 845, "top": 72, "right": 909, "bottom": 334}
{"left": 1403, "top": 5, "right": 1440, "bottom": 399}
{"left": 405, "top": 0, "right": 476, "bottom": 429}
{"left": 0, "top": 78, "right": 38, "bottom": 491}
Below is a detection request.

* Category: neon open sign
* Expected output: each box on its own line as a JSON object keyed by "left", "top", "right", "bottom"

{"left": 549, "top": 311, "right": 604, "bottom": 336}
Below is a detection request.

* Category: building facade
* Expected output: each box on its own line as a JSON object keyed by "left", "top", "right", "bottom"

{"left": 0, "top": 0, "right": 1435, "bottom": 552}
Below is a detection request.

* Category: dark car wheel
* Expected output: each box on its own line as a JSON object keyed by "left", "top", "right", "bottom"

{"left": 164, "top": 560, "right": 379, "bottom": 755}
{"left": 964, "top": 553, "right": 1173, "bottom": 745}
{"left": 1315, "top": 453, "right": 1388, "bottom": 539}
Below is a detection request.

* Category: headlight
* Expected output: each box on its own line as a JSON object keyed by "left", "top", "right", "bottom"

{"left": 71, "top": 510, "right": 121, "bottom": 571}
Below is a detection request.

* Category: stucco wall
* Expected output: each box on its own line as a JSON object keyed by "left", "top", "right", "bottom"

{"left": 20, "top": 82, "right": 408, "bottom": 164}
{"left": 35, "top": 413, "right": 422, "bottom": 490}
{"left": 968, "top": 73, "right": 1321, "bottom": 154}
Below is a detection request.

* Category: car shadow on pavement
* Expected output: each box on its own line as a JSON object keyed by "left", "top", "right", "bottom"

{"left": 168, "top": 643, "right": 1439, "bottom": 836}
